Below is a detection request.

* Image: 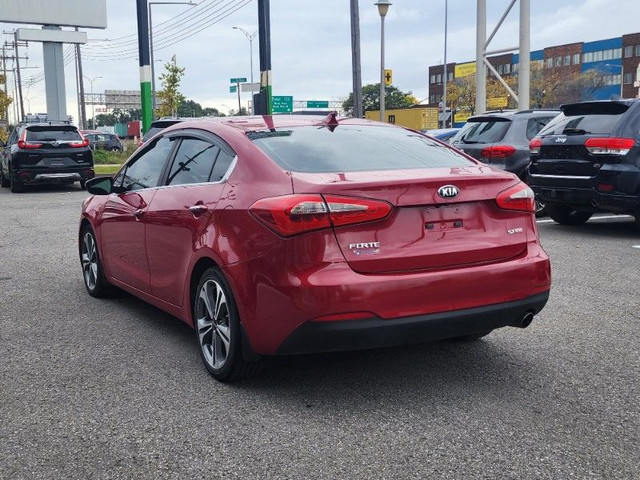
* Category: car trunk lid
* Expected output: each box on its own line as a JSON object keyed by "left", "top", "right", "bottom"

{"left": 291, "top": 168, "right": 530, "bottom": 273}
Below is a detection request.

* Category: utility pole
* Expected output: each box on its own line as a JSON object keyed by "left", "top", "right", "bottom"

{"left": 1, "top": 45, "right": 8, "bottom": 121}
{"left": 136, "top": 0, "right": 153, "bottom": 134}
{"left": 442, "top": 0, "right": 448, "bottom": 128}
{"left": 350, "top": 0, "right": 363, "bottom": 118}
{"left": 75, "top": 27, "right": 87, "bottom": 129}
{"left": 256, "top": 0, "right": 272, "bottom": 115}
{"left": 13, "top": 32, "right": 25, "bottom": 122}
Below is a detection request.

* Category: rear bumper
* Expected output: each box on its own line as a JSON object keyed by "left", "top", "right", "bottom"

{"left": 16, "top": 168, "right": 95, "bottom": 185}
{"left": 277, "top": 291, "right": 549, "bottom": 355}
{"left": 225, "top": 238, "right": 551, "bottom": 356}
{"left": 529, "top": 165, "right": 640, "bottom": 214}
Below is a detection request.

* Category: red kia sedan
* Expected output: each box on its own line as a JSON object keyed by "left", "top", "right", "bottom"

{"left": 79, "top": 114, "right": 551, "bottom": 381}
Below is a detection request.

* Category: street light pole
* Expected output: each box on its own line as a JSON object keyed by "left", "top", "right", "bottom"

{"left": 442, "top": 0, "right": 448, "bottom": 128}
{"left": 148, "top": 1, "right": 196, "bottom": 116}
{"left": 84, "top": 75, "right": 102, "bottom": 130}
{"left": 375, "top": 0, "right": 391, "bottom": 122}
{"left": 232, "top": 26, "right": 258, "bottom": 113}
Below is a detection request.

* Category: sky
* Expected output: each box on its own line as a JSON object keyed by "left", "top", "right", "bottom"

{"left": 2, "top": 0, "right": 640, "bottom": 121}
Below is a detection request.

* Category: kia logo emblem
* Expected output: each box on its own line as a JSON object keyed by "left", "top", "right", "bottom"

{"left": 437, "top": 185, "right": 459, "bottom": 198}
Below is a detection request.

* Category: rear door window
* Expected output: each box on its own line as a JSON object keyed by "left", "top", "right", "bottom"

{"left": 525, "top": 116, "right": 555, "bottom": 140}
{"left": 458, "top": 119, "right": 511, "bottom": 144}
{"left": 539, "top": 103, "right": 629, "bottom": 136}
{"left": 249, "top": 125, "right": 473, "bottom": 173}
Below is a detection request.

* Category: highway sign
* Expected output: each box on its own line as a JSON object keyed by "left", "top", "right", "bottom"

{"left": 272, "top": 96, "right": 293, "bottom": 113}
{"left": 230, "top": 77, "right": 247, "bottom": 84}
{"left": 306, "top": 100, "right": 329, "bottom": 108}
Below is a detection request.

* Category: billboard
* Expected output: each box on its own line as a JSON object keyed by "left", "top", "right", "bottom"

{"left": 0, "top": 0, "right": 107, "bottom": 29}
{"left": 454, "top": 62, "right": 477, "bottom": 78}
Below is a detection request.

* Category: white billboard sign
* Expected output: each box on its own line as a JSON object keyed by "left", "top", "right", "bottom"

{"left": 17, "top": 28, "right": 88, "bottom": 44}
{"left": 0, "top": 0, "right": 107, "bottom": 29}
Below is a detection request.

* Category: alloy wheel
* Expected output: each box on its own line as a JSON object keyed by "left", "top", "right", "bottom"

{"left": 81, "top": 231, "right": 98, "bottom": 291}
{"left": 196, "top": 279, "right": 231, "bottom": 370}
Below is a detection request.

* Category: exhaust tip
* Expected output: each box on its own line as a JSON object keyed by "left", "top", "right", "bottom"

{"left": 520, "top": 312, "right": 534, "bottom": 328}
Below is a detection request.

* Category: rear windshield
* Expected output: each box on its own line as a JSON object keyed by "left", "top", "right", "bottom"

{"left": 248, "top": 125, "right": 474, "bottom": 173}
{"left": 26, "top": 127, "right": 82, "bottom": 142}
{"left": 538, "top": 103, "right": 629, "bottom": 136}
{"left": 456, "top": 119, "right": 511, "bottom": 144}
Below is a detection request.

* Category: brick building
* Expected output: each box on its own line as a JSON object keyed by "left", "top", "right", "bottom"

{"left": 427, "top": 32, "right": 640, "bottom": 117}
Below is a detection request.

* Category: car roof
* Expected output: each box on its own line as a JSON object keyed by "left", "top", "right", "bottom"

{"left": 467, "top": 109, "right": 559, "bottom": 121}
{"left": 560, "top": 98, "right": 640, "bottom": 110}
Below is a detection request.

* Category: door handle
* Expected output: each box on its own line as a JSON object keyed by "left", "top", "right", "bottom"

{"left": 188, "top": 204, "right": 208, "bottom": 215}
{"left": 133, "top": 208, "right": 145, "bottom": 219}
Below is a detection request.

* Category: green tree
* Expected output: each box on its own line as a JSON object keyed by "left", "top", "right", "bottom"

{"left": 202, "top": 107, "right": 224, "bottom": 117}
{"left": 342, "top": 84, "right": 417, "bottom": 115}
{"left": 0, "top": 74, "right": 12, "bottom": 126}
{"left": 156, "top": 56, "right": 186, "bottom": 117}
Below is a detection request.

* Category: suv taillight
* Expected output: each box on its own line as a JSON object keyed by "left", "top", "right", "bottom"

{"left": 70, "top": 138, "right": 90, "bottom": 148}
{"left": 250, "top": 194, "right": 392, "bottom": 237}
{"left": 496, "top": 182, "right": 535, "bottom": 213}
{"left": 529, "top": 138, "right": 542, "bottom": 155}
{"left": 17, "top": 130, "right": 42, "bottom": 149}
{"left": 481, "top": 145, "right": 516, "bottom": 158}
{"left": 585, "top": 137, "right": 634, "bottom": 155}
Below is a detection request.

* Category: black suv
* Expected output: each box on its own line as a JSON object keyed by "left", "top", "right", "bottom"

{"left": 0, "top": 123, "right": 94, "bottom": 193}
{"left": 528, "top": 100, "right": 640, "bottom": 227}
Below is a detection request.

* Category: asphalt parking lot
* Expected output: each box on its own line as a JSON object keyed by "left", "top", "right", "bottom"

{"left": 1, "top": 184, "right": 638, "bottom": 479}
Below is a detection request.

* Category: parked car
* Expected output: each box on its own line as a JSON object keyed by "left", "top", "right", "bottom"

{"left": 79, "top": 114, "right": 551, "bottom": 381}
{"left": 82, "top": 131, "right": 124, "bottom": 152}
{"left": 1, "top": 122, "right": 94, "bottom": 192}
{"left": 139, "top": 117, "right": 186, "bottom": 146}
{"left": 527, "top": 99, "right": 640, "bottom": 227}
{"left": 452, "top": 109, "right": 559, "bottom": 215}
{"left": 422, "top": 127, "right": 461, "bottom": 144}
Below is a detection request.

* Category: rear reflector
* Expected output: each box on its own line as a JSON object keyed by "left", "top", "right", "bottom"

{"left": 496, "top": 182, "right": 535, "bottom": 213}
{"left": 481, "top": 145, "right": 516, "bottom": 158}
{"left": 585, "top": 137, "right": 634, "bottom": 155}
{"left": 529, "top": 138, "right": 542, "bottom": 155}
{"left": 250, "top": 194, "right": 392, "bottom": 237}
{"left": 596, "top": 183, "right": 614, "bottom": 192}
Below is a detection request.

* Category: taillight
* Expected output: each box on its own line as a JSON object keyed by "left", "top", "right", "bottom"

{"left": 70, "top": 137, "right": 90, "bottom": 148}
{"left": 250, "top": 194, "right": 392, "bottom": 237}
{"left": 481, "top": 145, "right": 516, "bottom": 158}
{"left": 17, "top": 130, "right": 42, "bottom": 149}
{"left": 496, "top": 182, "right": 535, "bottom": 213}
{"left": 324, "top": 195, "right": 391, "bottom": 227}
{"left": 585, "top": 137, "right": 634, "bottom": 155}
{"left": 529, "top": 138, "right": 542, "bottom": 155}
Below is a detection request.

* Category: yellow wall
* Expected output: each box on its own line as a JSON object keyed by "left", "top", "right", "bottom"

{"left": 365, "top": 107, "right": 439, "bottom": 130}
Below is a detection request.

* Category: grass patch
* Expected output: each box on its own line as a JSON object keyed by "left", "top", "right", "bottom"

{"left": 92, "top": 142, "right": 138, "bottom": 165}
{"left": 95, "top": 164, "right": 122, "bottom": 175}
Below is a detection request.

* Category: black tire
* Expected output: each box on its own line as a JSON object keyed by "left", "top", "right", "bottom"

{"left": 0, "top": 168, "right": 9, "bottom": 187}
{"left": 10, "top": 174, "right": 23, "bottom": 193}
{"left": 79, "top": 226, "right": 113, "bottom": 297}
{"left": 534, "top": 199, "right": 547, "bottom": 218}
{"left": 193, "top": 267, "right": 261, "bottom": 382}
{"left": 80, "top": 180, "right": 87, "bottom": 190}
{"left": 546, "top": 205, "right": 593, "bottom": 225}
{"left": 450, "top": 329, "right": 493, "bottom": 341}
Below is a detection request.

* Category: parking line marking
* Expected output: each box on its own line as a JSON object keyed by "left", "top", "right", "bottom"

{"left": 536, "top": 215, "right": 632, "bottom": 224}
{"left": 633, "top": 245, "right": 640, "bottom": 249}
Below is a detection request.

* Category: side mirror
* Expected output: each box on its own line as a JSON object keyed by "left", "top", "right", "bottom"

{"left": 86, "top": 176, "right": 113, "bottom": 195}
